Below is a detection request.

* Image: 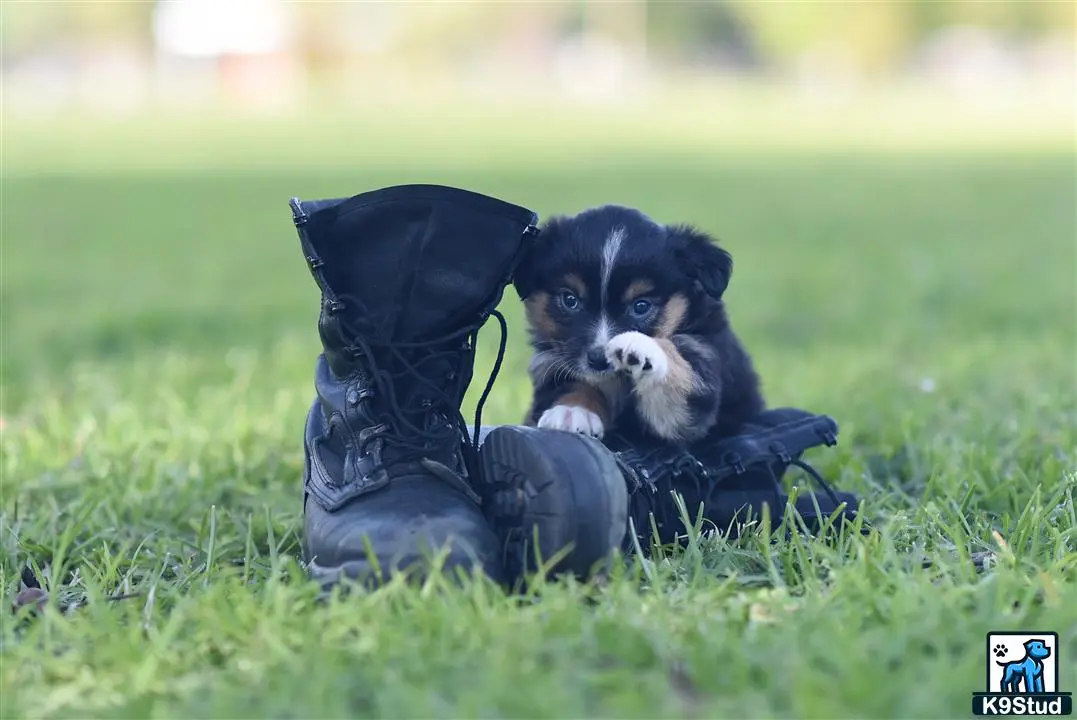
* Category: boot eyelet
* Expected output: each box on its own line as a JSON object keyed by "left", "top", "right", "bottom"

{"left": 724, "top": 452, "right": 746, "bottom": 475}
{"left": 769, "top": 442, "right": 792, "bottom": 463}
{"left": 420, "top": 399, "right": 432, "bottom": 409}
{"left": 346, "top": 389, "right": 360, "bottom": 406}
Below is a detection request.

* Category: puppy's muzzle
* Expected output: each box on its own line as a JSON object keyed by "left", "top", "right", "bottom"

{"left": 586, "top": 347, "right": 610, "bottom": 372}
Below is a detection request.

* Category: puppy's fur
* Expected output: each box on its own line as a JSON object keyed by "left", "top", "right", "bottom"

{"left": 513, "top": 205, "right": 764, "bottom": 445}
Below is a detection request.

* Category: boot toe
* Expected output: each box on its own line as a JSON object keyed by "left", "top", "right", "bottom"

{"left": 479, "top": 425, "right": 629, "bottom": 581}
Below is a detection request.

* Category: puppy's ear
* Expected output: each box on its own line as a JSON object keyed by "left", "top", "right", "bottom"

{"left": 512, "top": 216, "right": 562, "bottom": 299}
{"left": 668, "top": 224, "right": 733, "bottom": 300}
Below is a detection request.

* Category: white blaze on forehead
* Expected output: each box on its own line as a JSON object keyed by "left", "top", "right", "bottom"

{"left": 594, "top": 315, "right": 612, "bottom": 346}
{"left": 600, "top": 226, "right": 626, "bottom": 304}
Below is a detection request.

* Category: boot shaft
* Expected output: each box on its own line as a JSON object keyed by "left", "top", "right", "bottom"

{"left": 609, "top": 409, "right": 849, "bottom": 548}
{"left": 292, "top": 184, "right": 538, "bottom": 346}
{"left": 608, "top": 409, "right": 838, "bottom": 489}
{"left": 290, "top": 185, "right": 539, "bottom": 491}
{"left": 293, "top": 186, "right": 538, "bottom": 397}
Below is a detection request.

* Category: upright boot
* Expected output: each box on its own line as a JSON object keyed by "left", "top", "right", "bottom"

{"left": 291, "top": 185, "right": 627, "bottom": 590}
{"left": 606, "top": 408, "right": 863, "bottom": 552}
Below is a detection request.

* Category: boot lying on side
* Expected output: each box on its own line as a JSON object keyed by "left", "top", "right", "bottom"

{"left": 291, "top": 185, "right": 627, "bottom": 590}
{"left": 604, "top": 407, "right": 863, "bottom": 552}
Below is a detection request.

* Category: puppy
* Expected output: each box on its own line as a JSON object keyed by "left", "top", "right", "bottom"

{"left": 513, "top": 205, "right": 764, "bottom": 445}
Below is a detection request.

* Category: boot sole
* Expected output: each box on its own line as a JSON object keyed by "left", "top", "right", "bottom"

{"left": 480, "top": 426, "right": 628, "bottom": 581}
{"left": 308, "top": 552, "right": 491, "bottom": 593}
{"left": 308, "top": 558, "right": 382, "bottom": 593}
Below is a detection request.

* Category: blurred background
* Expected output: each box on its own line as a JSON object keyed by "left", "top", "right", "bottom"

{"left": 3, "top": 1, "right": 1073, "bottom": 116}
{"left": 2, "top": 0, "right": 1074, "bottom": 468}
{"left": 2, "top": 7, "right": 1075, "bottom": 716}
{"left": 4, "top": 0, "right": 1073, "bottom": 172}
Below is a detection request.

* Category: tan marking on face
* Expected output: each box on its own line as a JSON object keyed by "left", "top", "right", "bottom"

{"left": 524, "top": 291, "right": 558, "bottom": 338}
{"left": 562, "top": 273, "right": 587, "bottom": 298}
{"left": 654, "top": 293, "right": 688, "bottom": 339}
{"left": 675, "top": 334, "right": 717, "bottom": 362}
{"left": 555, "top": 383, "right": 611, "bottom": 427}
{"left": 621, "top": 279, "right": 655, "bottom": 303}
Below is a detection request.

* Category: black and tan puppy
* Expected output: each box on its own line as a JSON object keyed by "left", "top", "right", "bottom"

{"left": 513, "top": 205, "right": 764, "bottom": 445}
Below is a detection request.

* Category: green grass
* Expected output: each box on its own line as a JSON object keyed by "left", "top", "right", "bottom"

{"left": 2, "top": 103, "right": 1075, "bottom": 718}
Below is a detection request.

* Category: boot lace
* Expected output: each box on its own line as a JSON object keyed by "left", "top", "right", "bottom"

{"left": 325, "top": 293, "right": 507, "bottom": 483}
{"left": 623, "top": 437, "right": 844, "bottom": 546}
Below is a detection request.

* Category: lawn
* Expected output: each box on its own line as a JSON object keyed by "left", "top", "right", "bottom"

{"left": 2, "top": 99, "right": 1075, "bottom": 718}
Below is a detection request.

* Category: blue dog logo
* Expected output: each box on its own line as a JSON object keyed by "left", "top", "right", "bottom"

{"left": 997, "top": 638, "right": 1052, "bottom": 694}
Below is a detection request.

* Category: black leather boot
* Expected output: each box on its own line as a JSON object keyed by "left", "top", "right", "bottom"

{"left": 606, "top": 408, "right": 863, "bottom": 552}
{"left": 292, "top": 185, "right": 627, "bottom": 590}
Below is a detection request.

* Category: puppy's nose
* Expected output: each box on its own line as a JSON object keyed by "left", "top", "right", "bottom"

{"left": 586, "top": 347, "right": 609, "bottom": 371}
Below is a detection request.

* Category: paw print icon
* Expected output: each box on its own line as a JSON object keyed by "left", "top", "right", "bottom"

{"left": 992, "top": 643, "right": 1008, "bottom": 658}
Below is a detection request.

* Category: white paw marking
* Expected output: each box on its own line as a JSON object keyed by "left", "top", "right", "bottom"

{"left": 605, "top": 331, "right": 668, "bottom": 384}
{"left": 537, "top": 404, "right": 605, "bottom": 438}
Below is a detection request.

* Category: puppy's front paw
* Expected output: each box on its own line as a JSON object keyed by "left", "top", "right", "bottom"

{"left": 606, "top": 331, "right": 668, "bottom": 384}
{"left": 537, "top": 404, "right": 605, "bottom": 438}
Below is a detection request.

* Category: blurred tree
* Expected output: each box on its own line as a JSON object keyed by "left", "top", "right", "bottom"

{"left": 2, "top": 1, "right": 154, "bottom": 55}
{"left": 387, "top": 4, "right": 556, "bottom": 64}
{"left": 726, "top": 0, "right": 1072, "bottom": 75}
{"left": 645, "top": 0, "right": 761, "bottom": 69}
{"left": 729, "top": 0, "right": 915, "bottom": 75}
{"left": 1, "top": 0, "right": 1070, "bottom": 80}
{"left": 945, "top": 0, "right": 1076, "bottom": 35}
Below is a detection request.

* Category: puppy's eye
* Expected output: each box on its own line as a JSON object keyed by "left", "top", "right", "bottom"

{"left": 559, "top": 291, "right": 581, "bottom": 312}
{"left": 630, "top": 299, "right": 653, "bottom": 317}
